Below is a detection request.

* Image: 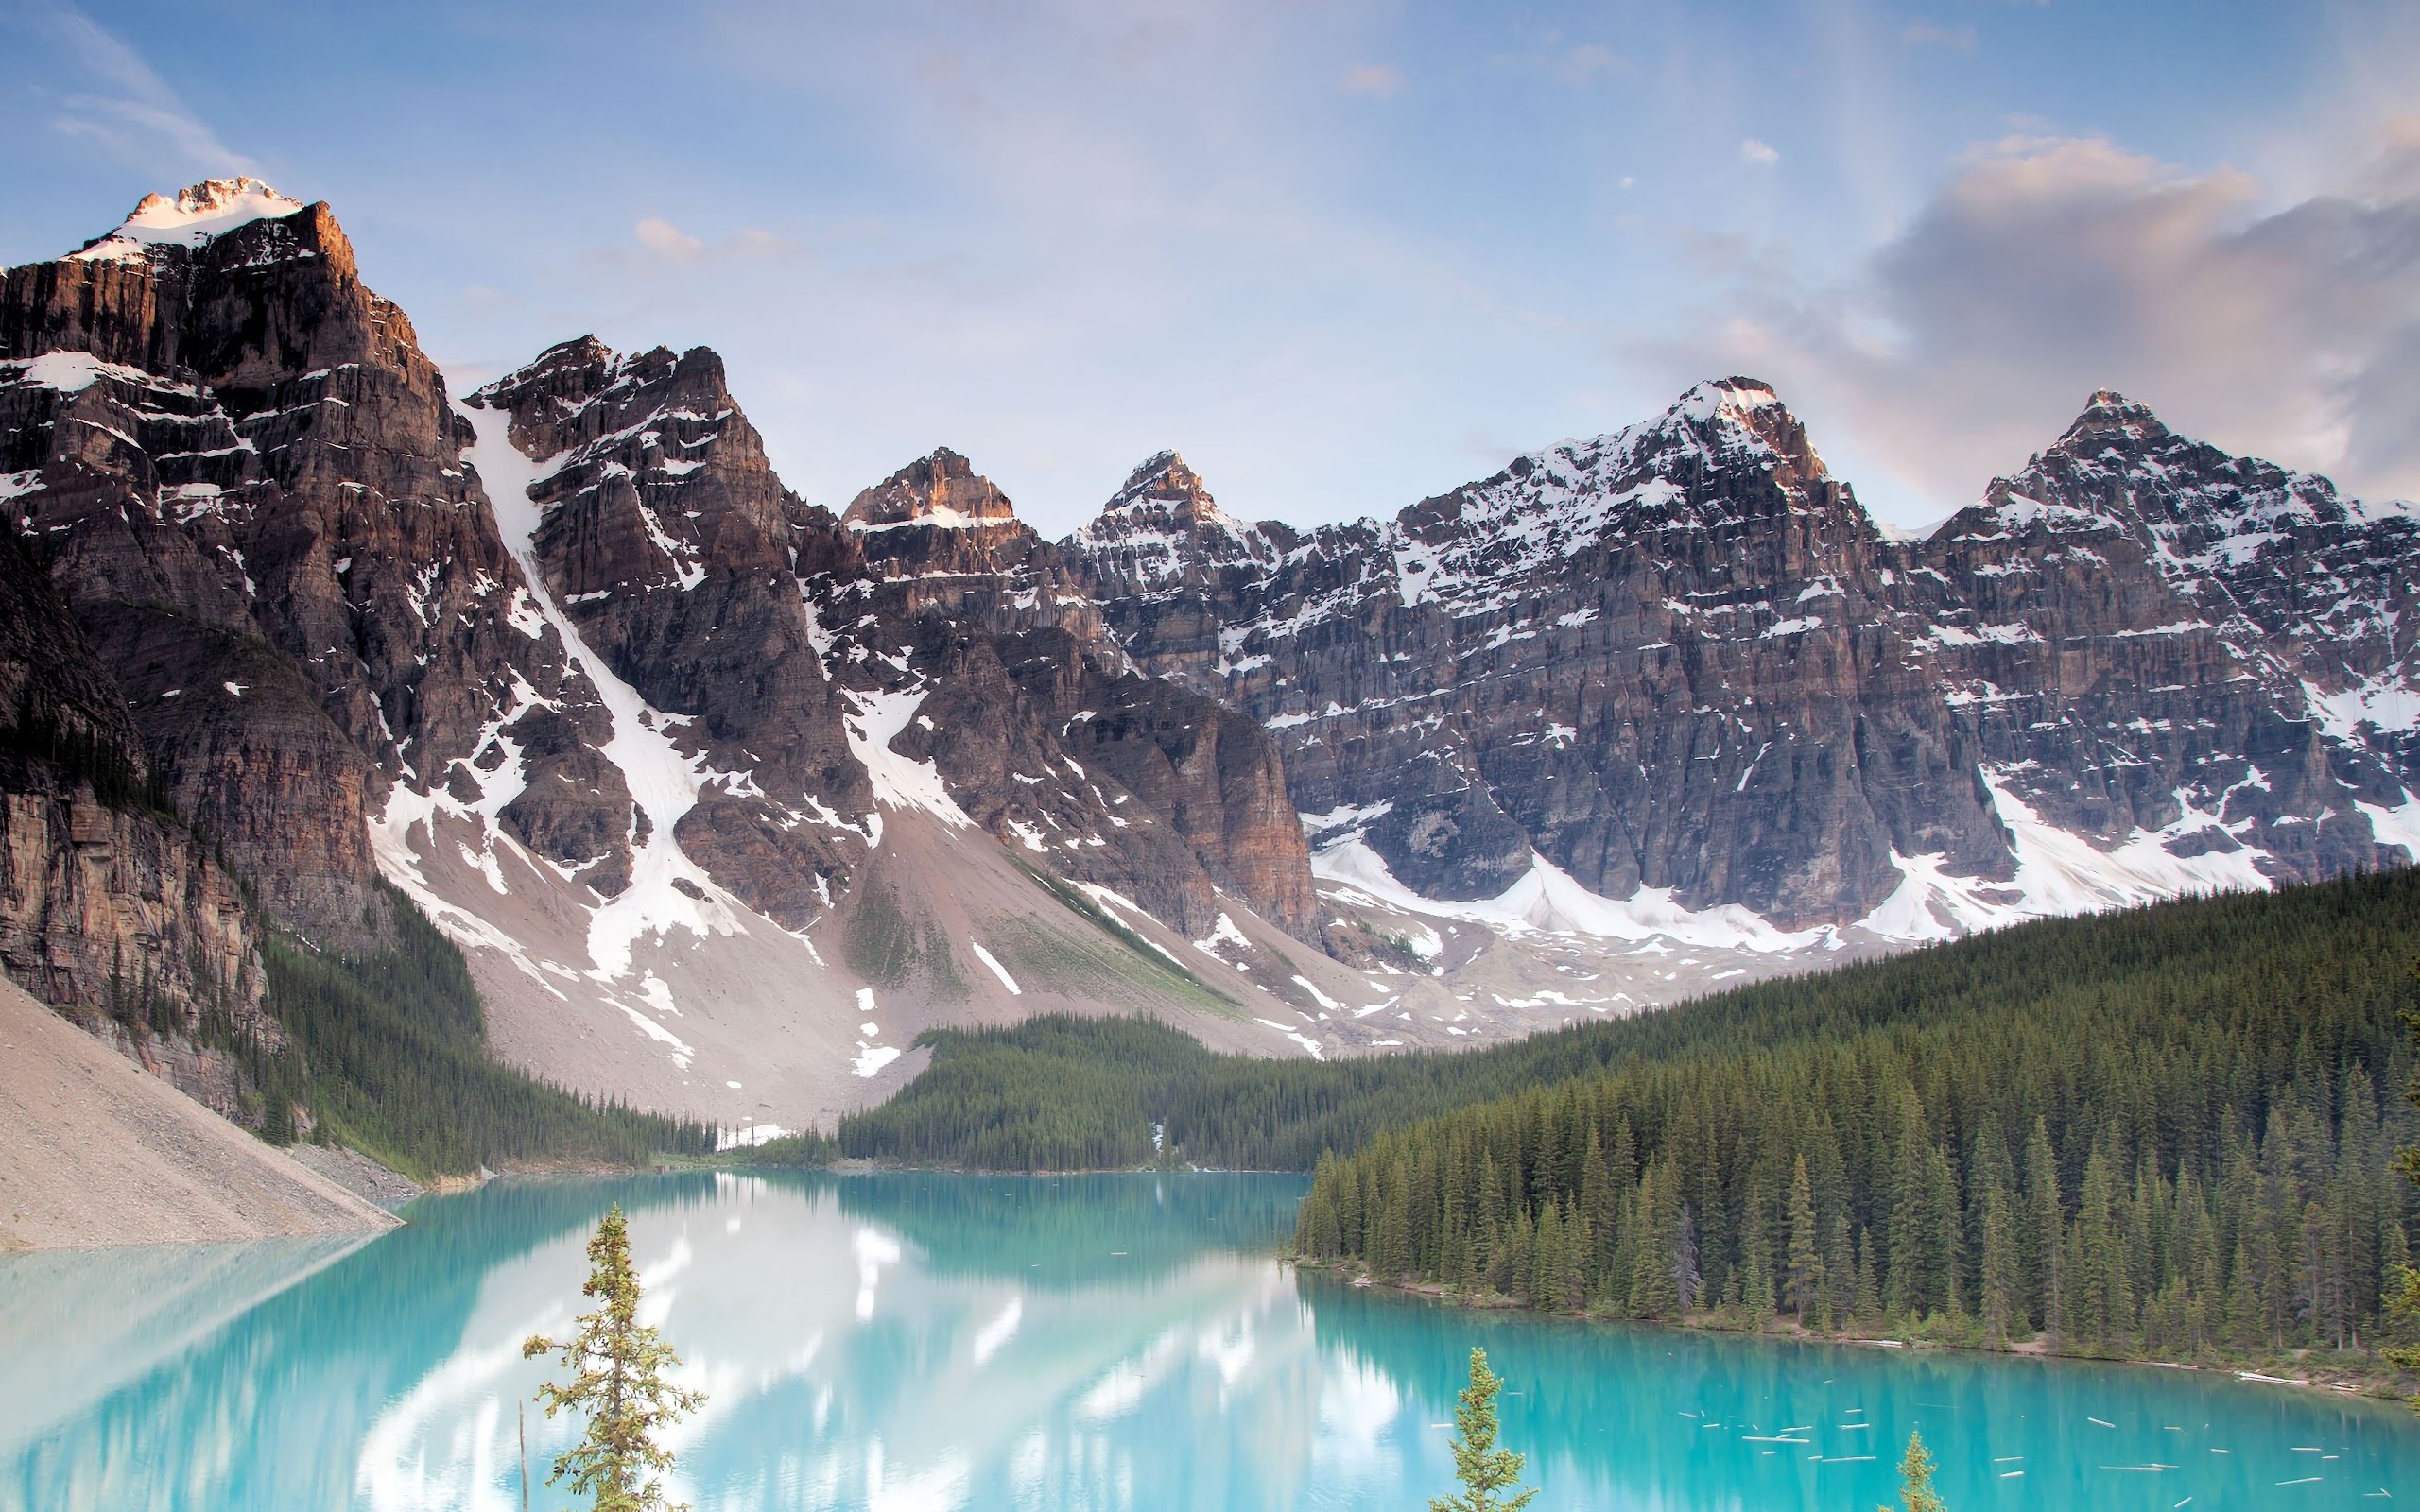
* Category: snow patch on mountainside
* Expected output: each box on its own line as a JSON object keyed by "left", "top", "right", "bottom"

{"left": 969, "top": 940, "right": 1021, "bottom": 995}
{"left": 1319, "top": 763, "right": 2287, "bottom": 962}
{"left": 2305, "top": 677, "right": 2420, "bottom": 740}
{"left": 840, "top": 687, "right": 973, "bottom": 835}
{"left": 0, "top": 351, "right": 162, "bottom": 395}
{"left": 2356, "top": 795, "right": 2420, "bottom": 864}
{"left": 1856, "top": 773, "right": 2276, "bottom": 940}
{"left": 1312, "top": 836, "right": 1831, "bottom": 954}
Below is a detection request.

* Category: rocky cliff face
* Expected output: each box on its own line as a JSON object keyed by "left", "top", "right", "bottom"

{"left": 465, "top": 336, "right": 870, "bottom": 924}
{"left": 1067, "top": 379, "right": 2420, "bottom": 938}
{"left": 458, "top": 349, "right": 1320, "bottom": 945}
{"left": 822, "top": 447, "right": 1317, "bottom": 940}
{"left": 0, "top": 179, "right": 603, "bottom": 949}
{"left": 1889, "top": 392, "right": 2411, "bottom": 911}
{"left": 0, "top": 516, "right": 265, "bottom": 1082}
{"left": 1, "top": 184, "right": 1345, "bottom": 1127}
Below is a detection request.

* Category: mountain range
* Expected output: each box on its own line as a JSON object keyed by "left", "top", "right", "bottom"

{"left": 6, "top": 180, "right": 2416, "bottom": 1135}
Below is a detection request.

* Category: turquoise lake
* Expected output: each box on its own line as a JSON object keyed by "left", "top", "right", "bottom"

{"left": 2, "top": 1171, "right": 2414, "bottom": 1509}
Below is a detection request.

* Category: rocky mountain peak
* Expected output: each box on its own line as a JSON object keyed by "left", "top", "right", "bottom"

{"left": 1382, "top": 375, "right": 1864, "bottom": 623}
{"left": 475, "top": 337, "right": 731, "bottom": 438}
{"left": 843, "top": 448, "right": 1020, "bottom": 532}
{"left": 66, "top": 178, "right": 308, "bottom": 264}
{"left": 1648, "top": 375, "right": 1833, "bottom": 495}
{"left": 489, "top": 333, "right": 616, "bottom": 387}
{"left": 2056, "top": 388, "right": 2173, "bottom": 450}
{"left": 1115, "top": 448, "right": 1204, "bottom": 501}
{"left": 1071, "top": 450, "right": 1274, "bottom": 599}
{"left": 1097, "top": 450, "right": 1256, "bottom": 533}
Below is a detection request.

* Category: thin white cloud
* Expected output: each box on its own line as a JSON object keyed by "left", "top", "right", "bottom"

{"left": 1340, "top": 62, "right": 1405, "bottom": 98}
{"left": 1739, "top": 138, "right": 1779, "bottom": 166}
{"left": 623, "top": 217, "right": 782, "bottom": 266}
{"left": 29, "top": 2, "right": 253, "bottom": 175}
{"left": 1661, "top": 129, "right": 2420, "bottom": 515}
{"left": 636, "top": 216, "right": 706, "bottom": 257}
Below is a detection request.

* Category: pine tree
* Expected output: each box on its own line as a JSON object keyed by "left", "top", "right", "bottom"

{"left": 1786, "top": 1154, "right": 1825, "bottom": 1327}
{"left": 1854, "top": 1227, "right": 1883, "bottom": 1329}
{"left": 1676, "top": 1198, "right": 1703, "bottom": 1314}
{"left": 1630, "top": 1160, "right": 1682, "bottom": 1319}
{"left": 1882, "top": 1429, "right": 1945, "bottom": 1512}
{"left": 1580, "top": 1135, "right": 1617, "bottom": 1291}
{"left": 2384, "top": 1263, "right": 2420, "bottom": 1384}
{"left": 1884, "top": 1101, "right": 1929, "bottom": 1318}
{"left": 1430, "top": 1347, "right": 1538, "bottom": 1512}
{"left": 1820, "top": 1211, "right": 1851, "bottom": 1332}
{"left": 2381, "top": 956, "right": 2420, "bottom": 1405}
{"left": 523, "top": 1207, "right": 705, "bottom": 1512}
{"left": 2023, "top": 1117, "right": 2063, "bottom": 1338}
{"left": 1532, "top": 1201, "right": 1564, "bottom": 1307}
{"left": 1375, "top": 1160, "right": 1414, "bottom": 1280}
{"left": 1979, "top": 1184, "right": 2016, "bottom": 1348}
{"left": 1741, "top": 1209, "right": 1776, "bottom": 1322}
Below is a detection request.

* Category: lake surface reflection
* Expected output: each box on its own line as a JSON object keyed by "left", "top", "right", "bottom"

{"left": 2, "top": 1171, "right": 2414, "bottom": 1509}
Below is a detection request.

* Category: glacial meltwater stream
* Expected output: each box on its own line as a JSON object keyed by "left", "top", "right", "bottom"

{"left": 2, "top": 1172, "right": 2413, "bottom": 1509}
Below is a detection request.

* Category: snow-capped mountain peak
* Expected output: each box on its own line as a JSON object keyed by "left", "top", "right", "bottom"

{"left": 68, "top": 178, "right": 306, "bottom": 263}
{"left": 1644, "top": 375, "right": 1832, "bottom": 490}
{"left": 1673, "top": 373, "right": 1785, "bottom": 421}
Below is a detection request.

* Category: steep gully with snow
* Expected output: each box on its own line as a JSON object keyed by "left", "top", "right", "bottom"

{"left": 3, "top": 180, "right": 2416, "bottom": 1137}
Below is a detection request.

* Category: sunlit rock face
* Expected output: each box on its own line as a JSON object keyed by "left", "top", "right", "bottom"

{"left": 0, "top": 182, "right": 598, "bottom": 948}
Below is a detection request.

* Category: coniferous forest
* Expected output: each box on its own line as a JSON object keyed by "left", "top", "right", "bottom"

{"left": 1292, "top": 870, "right": 2420, "bottom": 1367}
{"left": 852, "top": 869, "right": 2420, "bottom": 1371}
{"left": 248, "top": 883, "right": 717, "bottom": 1180}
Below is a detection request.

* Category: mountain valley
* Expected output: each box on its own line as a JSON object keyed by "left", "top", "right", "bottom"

{"left": 6, "top": 179, "right": 2419, "bottom": 1140}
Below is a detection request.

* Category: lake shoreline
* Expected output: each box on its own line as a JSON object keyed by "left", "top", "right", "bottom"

{"left": 1289, "top": 1255, "right": 2420, "bottom": 1405}
{"left": 17, "top": 1168, "right": 2419, "bottom": 1509}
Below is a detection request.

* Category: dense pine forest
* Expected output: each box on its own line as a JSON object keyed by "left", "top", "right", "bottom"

{"left": 242, "top": 883, "right": 717, "bottom": 1180}
{"left": 1292, "top": 871, "right": 2420, "bottom": 1367}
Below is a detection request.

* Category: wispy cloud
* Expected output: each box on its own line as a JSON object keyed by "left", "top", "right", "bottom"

{"left": 1659, "top": 129, "right": 2420, "bottom": 512}
{"left": 617, "top": 216, "right": 784, "bottom": 266}
{"left": 25, "top": 1, "right": 252, "bottom": 175}
{"left": 1738, "top": 138, "right": 1780, "bottom": 166}
{"left": 1340, "top": 62, "right": 1405, "bottom": 98}
{"left": 635, "top": 217, "right": 704, "bottom": 258}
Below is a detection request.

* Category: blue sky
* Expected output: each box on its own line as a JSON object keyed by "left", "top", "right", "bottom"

{"left": 4, "top": 0, "right": 2415, "bottom": 533}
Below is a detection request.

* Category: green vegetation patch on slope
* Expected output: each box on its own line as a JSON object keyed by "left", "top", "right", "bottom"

{"left": 1010, "top": 859, "right": 1238, "bottom": 1018}
{"left": 256, "top": 882, "right": 717, "bottom": 1181}
{"left": 843, "top": 880, "right": 969, "bottom": 999}
{"left": 842, "top": 1015, "right": 1213, "bottom": 1170}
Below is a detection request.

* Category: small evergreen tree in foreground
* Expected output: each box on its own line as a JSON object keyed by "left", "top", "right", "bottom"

{"left": 1430, "top": 1347, "right": 1537, "bottom": 1512}
{"left": 523, "top": 1206, "right": 704, "bottom": 1512}
{"left": 1884, "top": 1428, "right": 1945, "bottom": 1512}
